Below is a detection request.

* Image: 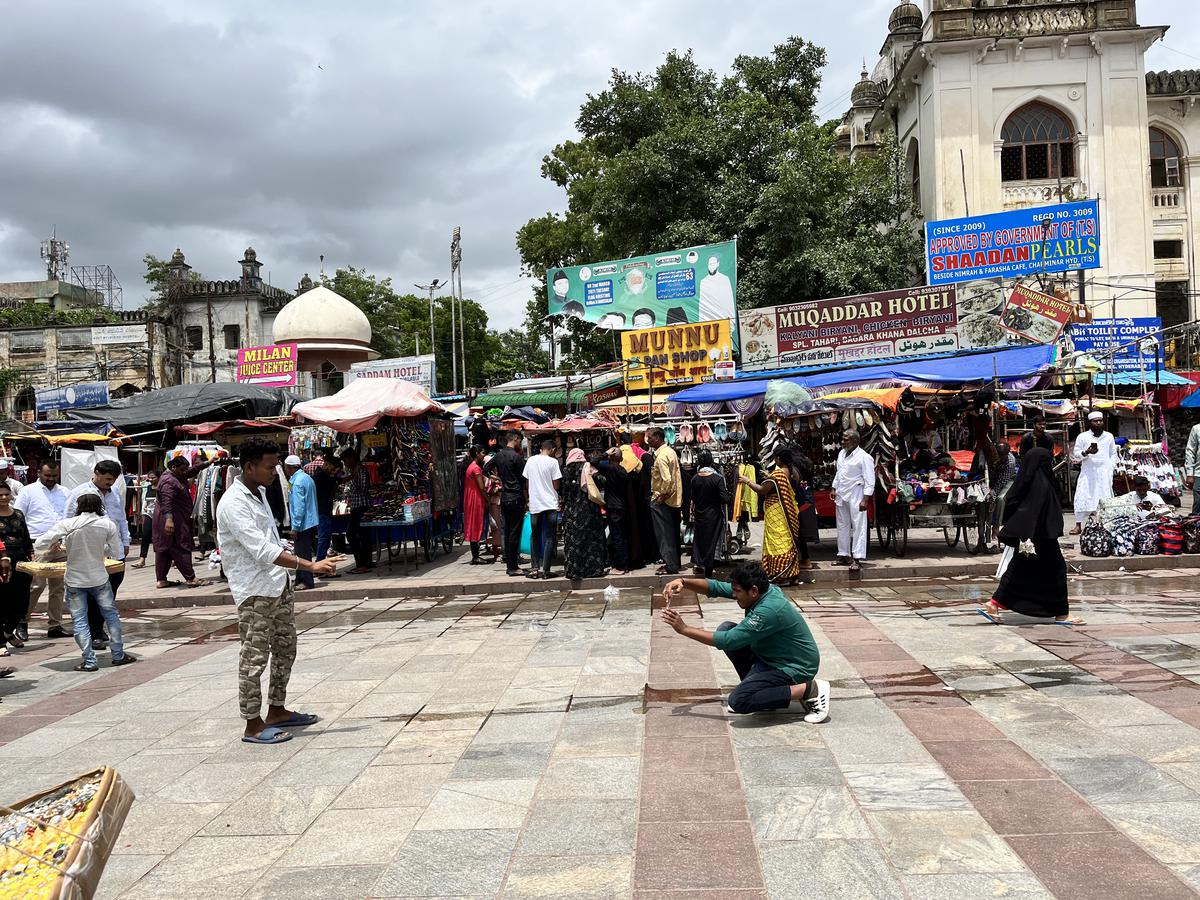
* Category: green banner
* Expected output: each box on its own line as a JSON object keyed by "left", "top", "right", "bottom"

{"left": 547, "top": 240, "right": 737, "bottom": 332}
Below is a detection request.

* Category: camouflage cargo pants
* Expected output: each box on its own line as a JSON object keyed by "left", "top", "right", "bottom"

{"left": 236, "top": 586, "right": 297, "bottom": 720}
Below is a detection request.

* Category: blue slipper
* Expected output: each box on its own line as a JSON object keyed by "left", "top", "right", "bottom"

{"left": 274, "top": 711, "right": 320, "bottom": 728}
{"left": 974, "top": 607, "right": 1004, "bottom": 625}
{"left": 242, "top": 725, "right": 292, "bottom": 745}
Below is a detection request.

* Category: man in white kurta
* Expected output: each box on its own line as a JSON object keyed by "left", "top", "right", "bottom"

{"left": 1070, "top": 410, "right": 1116, "bottom": 533}
{"left": 832, "top": 431, "right": 876, "bottom": 570}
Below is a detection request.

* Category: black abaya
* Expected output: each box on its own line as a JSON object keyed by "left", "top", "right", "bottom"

{"left": 690, "top": 472, "right": 727, "bottom": 576}
{"left": 993, "top": 448, "right": 1068, "bottom": 618}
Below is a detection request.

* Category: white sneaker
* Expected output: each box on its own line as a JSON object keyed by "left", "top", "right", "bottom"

{"left": 803, "top": 679, "right": 830, "bottom": 724}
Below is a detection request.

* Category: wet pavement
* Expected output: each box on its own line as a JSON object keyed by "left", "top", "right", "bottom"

{"left": 4, "top": 567, "right": 1200, "bottom": 897}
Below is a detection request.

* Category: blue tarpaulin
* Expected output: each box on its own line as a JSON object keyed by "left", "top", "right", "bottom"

{"left": 1106, "top": 369, "right": 1193, "bottom": 388}
{"left": 668, "top": 345, "right": 1057, "bottom": 403}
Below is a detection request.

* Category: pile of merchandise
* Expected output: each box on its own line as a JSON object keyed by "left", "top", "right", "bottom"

{"left": 1079, "top": 496, "right": 1189, "bottom": 558}
{"left": 1115, "top": 441, "right": 1181, "bottom": 501}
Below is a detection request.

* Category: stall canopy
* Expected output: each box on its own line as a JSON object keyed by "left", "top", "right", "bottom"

{"left": 291, "top": 377, "right": 445, "bottom": 433}
{"left": 64, "top": 384, "right": 296, "bottom": 433}
{"left": 1096, "top": 368, "right": 1193, "bottom": 386}
{"left": 174, "top": 420, "right": 292, "bottom": 436}
{"left": 668, "top": 345, "right": 1058, "bottom": 404}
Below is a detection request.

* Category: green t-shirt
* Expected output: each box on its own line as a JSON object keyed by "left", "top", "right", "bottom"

{"left": 708, "top": 580, "right": 820, "bottom": 683}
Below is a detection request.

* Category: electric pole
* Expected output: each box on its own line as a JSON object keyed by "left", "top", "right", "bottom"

{"left": 414, "top": 277, "right": 443, "bottom": 363}
{"left": 451, "top": 227, "right": 464, "bottom": 392}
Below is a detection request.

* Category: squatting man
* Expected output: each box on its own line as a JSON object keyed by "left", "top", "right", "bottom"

{"left": 659, "top": 561, "right": 829, "bottom": 722}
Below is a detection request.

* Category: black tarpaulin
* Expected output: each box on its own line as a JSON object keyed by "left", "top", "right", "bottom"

{"left": 63, "top": 383, "right": 298, "bottom": 432}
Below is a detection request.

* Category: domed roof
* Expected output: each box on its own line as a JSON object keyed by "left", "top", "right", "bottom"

{"left": 273, "top": 285, "right": 372, "bottom": 346}
{"left": 889, "top": 1, "right": 923, "bottom": 35}
{"left": 851, "top": 68, "right": 882, "bottom": 108}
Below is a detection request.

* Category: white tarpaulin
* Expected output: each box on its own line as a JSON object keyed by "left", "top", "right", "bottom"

{"left": 291, "top": 378, "right": 445, "bottom": 433}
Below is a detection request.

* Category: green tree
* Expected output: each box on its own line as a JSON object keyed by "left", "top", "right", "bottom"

{"left": 480, "top": 328, "right": 552, "bottom": 386}
{"left": 141, "top": 252, "right": 201, "bottom": 314}
{"left": 322, "top": 267, "right": 492, "bottom": 392}
{"left": 516, "top": 39, "right": 922, "bottom": 370}
{"left": 0, "top": 300, "right": 118, "bottom": 328}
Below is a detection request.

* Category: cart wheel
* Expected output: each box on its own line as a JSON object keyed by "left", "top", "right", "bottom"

{"left": 876, "top": 511, "right": 892, "bottom": 550}
{"left": 423, "top": 530, "right": 434, "bottom": 562}
{"left": 961, "top": 517, "right": 982, "bottom": 555}
{"left": 441, "top": 534, "right": 454, "bottom": 555}
{"left": 943, "top": 526, "right": 960, "bottom": 548}
{"left": 970, "top": 506, "right": 990, "bottom": 554}
{"left": 894, "top": 508, "right": 909, "bottom": 557}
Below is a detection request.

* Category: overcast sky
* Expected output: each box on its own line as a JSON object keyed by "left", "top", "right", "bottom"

{"left": 0, "top": 0, "right": 1194, "bottom": 331}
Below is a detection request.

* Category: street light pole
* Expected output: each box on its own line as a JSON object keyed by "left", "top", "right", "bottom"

{"left": 414, "top": 278, "right": 443, "bottom": 374}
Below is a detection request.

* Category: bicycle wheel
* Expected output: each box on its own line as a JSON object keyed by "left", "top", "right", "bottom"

{"left": 943, "top": 526, "right": 959, "bottom": 548}
{"left": 894, "top": 507, "right": 909, "bottom": 557}
{"left": 876, "top": 508, "right": 892, "bottom": 550}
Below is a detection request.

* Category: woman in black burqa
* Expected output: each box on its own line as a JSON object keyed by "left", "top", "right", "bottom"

{"left": 978, "top": 447, "right": 1082, "bottom": 625}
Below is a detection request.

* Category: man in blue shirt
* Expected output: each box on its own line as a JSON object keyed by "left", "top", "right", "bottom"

{"left": 661, "top": 561, "right": 830, "bottom": 722}
{"left": 284, "top": 455, "right": 319, "bottom": 590}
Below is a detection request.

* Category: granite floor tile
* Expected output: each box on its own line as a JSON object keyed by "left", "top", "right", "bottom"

{"left": 867, "top": 809, "right": 1026, "bottom": 875}
{"left": 94, "top": 853, "right": 164, "bottom": 900}
{"left": 924, "top": 740, "right": 1051, "bottom": 781}
{"left": 375, "top": 728, "right": 478, "bottom": 765}
{"left": 895, "top": 707, "right": 1008, "bottom": 742}
{"left": 758, "top": 838, "right": 901, "bottom": 899}
{"left": 415, "top": 778, "right": 538, "bottom": 830}
{"left": 844, "top": 763, "right": 970, "bottom": 810}
{"left": 306, "top": 715, "right": 410, "bottom": 747}
{"left": 642, "top": 736, "right": 735, "bottom": 773}
{"left": 537, "top": 755, "right": 641, "bottom": 800}
{"left": 200, "top": 784, "right": 339, "bottom": 836}
{"left": 639, "top": 771, "right": 749, "bottom": 823}
{"left": 269, "top": 746, "right": 381, "bottom": 786}
{"left": 958, "top": 779, "right": 1114, "bottom": 836}
{"left": 245, "top": 864, "right": 387, "bottom": 900}
{"left": 634, "top": 821, "right": 763, "bottom": 891}
{"left": 450, "top": 740, "right": 553, "bottom": 780}
{"left": 552, "top": 720, "right": 643, "bottom": 758}
{"left": 121, "top": 834, "right": 294, "bottom": 899}
{"left": 472, "top": 711, "right": 565, "bottom": 745}
{"left": 900, "top": 872, "right": 1052, "bottom": 899}
{"left": 736, "top": 747, "right": 842, "bottom": 787}
{"left": 1051, "top": 755, "right": 1198, "bottom": 804}
{"left": 111, "top": 800, "right": 228, "bottom": 855}
{"left": 279, "top": 807, "right": 422, "bottom": 867}
{"left": 501, "top": 854, "right": 633, "bottom": 899}
{"left": 642, "top": 705, "right": 729, "bottom": 738}
{"left": 1006, "top": 832, "right": 1198, "bottom": 900}
{"left": 745, "top": 786, "right": 873, "bottom": 841}
{"left": 518, "top": 799, "right": 638, "bottom": 854}
{"left": 1099, "top": 800, "right": 1200, "bottom": 864}
{"left": 373, "top": 828, "right": 520, "bottom": 897}
{"left": 334, "top": 762, "right": 454, "bottom": 808}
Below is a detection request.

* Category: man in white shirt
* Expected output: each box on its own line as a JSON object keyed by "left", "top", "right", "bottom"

{"left": 1070, "top": 410, "right": 1117, "bottom": 534}
{"left": 217, "top": 437, "right": 336, "bottom": 745}
{"left": 0, "top": 460, "right": 22, "bottom": 497}
{"left": 522, "top": 438, "right": 562, "bottom": 579}
{"left": 831, "top": 430, "right": 876, "bottom": 572}
{"left": 14, "top": 462, "right": 69, "bottom": 639}
{"left": 1117, "top": 476, "right": 1165, "bottom": 519}
{"left": 66, "top": 459, "right": 130, "bottom": 648}
{"left": 35, "top": 493, "right": 133, "bottom": 673}
{"left": 699, "top": 255, "right": 736, "bottom": 331}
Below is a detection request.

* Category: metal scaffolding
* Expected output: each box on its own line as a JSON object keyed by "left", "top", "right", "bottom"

{"left": 71, "top": 264, "right": 123, "bottom": 309}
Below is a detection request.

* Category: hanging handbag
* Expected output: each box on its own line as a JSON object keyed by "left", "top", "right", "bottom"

{"left": 585, "top": 471, "right": 604, "bottom": 506}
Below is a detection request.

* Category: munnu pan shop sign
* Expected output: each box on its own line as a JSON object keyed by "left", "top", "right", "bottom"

{"left": 739, "top": 285, "right": 959, "bottom": 371}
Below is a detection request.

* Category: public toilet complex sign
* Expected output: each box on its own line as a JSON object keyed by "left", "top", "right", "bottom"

{"left": 236, "top": 343, "right": 298, "bottom": 388}
{"left": 925, "top": 200, "right": 1101, "bottom": 286}
{"left": 621, "top": 320, "right": 733, "bottom": 389}
{"left": 35, "top": 381, "right": 109, "bottom": 414}
{"left": 347, "top": 354, "right": 437, "bottom": 395}
{"left": 1069, "top": 318, "right": 1162, "bottom": 371}
{"left": 738, "top": 285, "right": 959, "bottom": 371}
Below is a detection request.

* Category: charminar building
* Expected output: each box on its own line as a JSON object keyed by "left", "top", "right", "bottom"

{"left": 841, "top": 0, "right": 1199, "bottom": 330}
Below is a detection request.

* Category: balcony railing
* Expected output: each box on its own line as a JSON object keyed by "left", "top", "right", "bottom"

{"left": 1153, "top": 187, "right": 1184, "bottom": 210}
{"left": 1002, "top": 179, "right": 1087, "bottom": 210}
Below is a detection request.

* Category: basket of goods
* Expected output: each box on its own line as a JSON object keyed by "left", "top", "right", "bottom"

{"left": 0, "top": 767, "right": 135, "bottom": 899}
{"left": 15, "top": 560, "right": 126, "bottom": 580}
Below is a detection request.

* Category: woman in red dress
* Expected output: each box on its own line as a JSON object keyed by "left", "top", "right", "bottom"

{"left": 462, "top": 445, "right": 487, "bottom": 564}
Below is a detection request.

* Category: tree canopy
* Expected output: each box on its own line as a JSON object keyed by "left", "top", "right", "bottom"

{"left": 517, "top": 38, "right": 922, "bottom": 369}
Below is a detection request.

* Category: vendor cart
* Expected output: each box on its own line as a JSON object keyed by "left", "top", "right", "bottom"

{"left": 876, "top": 451, "right": 991, "bottom": 557}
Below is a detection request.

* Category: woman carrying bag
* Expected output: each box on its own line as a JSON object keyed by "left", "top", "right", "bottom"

{"left": 978, "top": 447, "right": 1082, "bottom": 625}
{"left": 561, "top": 448, "right": 608, "bottom": 580}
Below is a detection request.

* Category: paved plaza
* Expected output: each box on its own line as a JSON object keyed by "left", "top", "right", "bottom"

{"left": 4, "top": 568, "right": 1200, "bottom": 898}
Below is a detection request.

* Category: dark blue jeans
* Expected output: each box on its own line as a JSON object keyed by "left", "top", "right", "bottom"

{"left": 717, "top": 621, "right": 796, "bottom": 713}
{"left": 317, "top": 513, "right": 334, "bottom": 561}
{"left": 530, "top": 510, "right": 557, "bottom": 574}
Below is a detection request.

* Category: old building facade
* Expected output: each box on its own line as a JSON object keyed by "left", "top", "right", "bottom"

{"left": 844, "top": 0, "right": 1197, "bottom": 328}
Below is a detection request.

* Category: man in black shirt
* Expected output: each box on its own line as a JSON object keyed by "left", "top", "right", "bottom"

{"left": 484, "top": 433, "right": 526, "bottom": 576}
{"left": 593, "top": 447, "right": 629, "bottom": 574}
{"left": 1019, "top": 416, "right": 1055, "bottom": 457}
{"left": 304, "top": 452, "right": 345, "bottom": 564}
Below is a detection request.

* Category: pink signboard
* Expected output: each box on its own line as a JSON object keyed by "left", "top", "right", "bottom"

{"left": 236, "top": 343, "right": 298, "bottom": 388}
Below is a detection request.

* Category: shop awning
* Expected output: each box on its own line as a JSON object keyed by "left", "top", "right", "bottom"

{"left": 1096, "top": 369, "right": 1193, "bottom": 386}
{"left": 292, "top": 378, "right": 445, "bottom": 433}
{"left": 474, "top": 389, "right": 593, "bottom": 408}
{"left": 668, "top": 345, "right": 1058, "bottom": 404}
{"left": 63, "top": 383, "right": 296, "bottom": 432}
{"left": 596, "top": 394, "right": 668, "bottom": 416}
{"left": 175, "top": 420, "right": 291, "bottom": 436}
{"left": 525, "top": 417, "right": 615, "bottom": 432}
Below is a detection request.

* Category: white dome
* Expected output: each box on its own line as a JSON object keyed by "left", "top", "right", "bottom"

{"left": 273, "top": 285, "right": 372, "bottom": 345}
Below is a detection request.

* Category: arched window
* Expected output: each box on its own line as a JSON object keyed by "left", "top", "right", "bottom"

{"left": 1000, "top": 102, "right": 1076, "bottom": 182}
{"left": 1150, "top": 127, "right": 1182, "bottom": 188}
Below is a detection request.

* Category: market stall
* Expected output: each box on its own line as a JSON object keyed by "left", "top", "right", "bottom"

{"left": 291, "top": 378, "right": 456, "bottom": 566}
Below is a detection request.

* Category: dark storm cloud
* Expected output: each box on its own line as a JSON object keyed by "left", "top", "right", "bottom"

{"left": 2, "top": 0, "right": 1192, "bottom": 326}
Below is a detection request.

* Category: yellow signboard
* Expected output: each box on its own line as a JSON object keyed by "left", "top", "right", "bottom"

{"left": 621, "top": 319, "right": 733, "bottom": 389}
